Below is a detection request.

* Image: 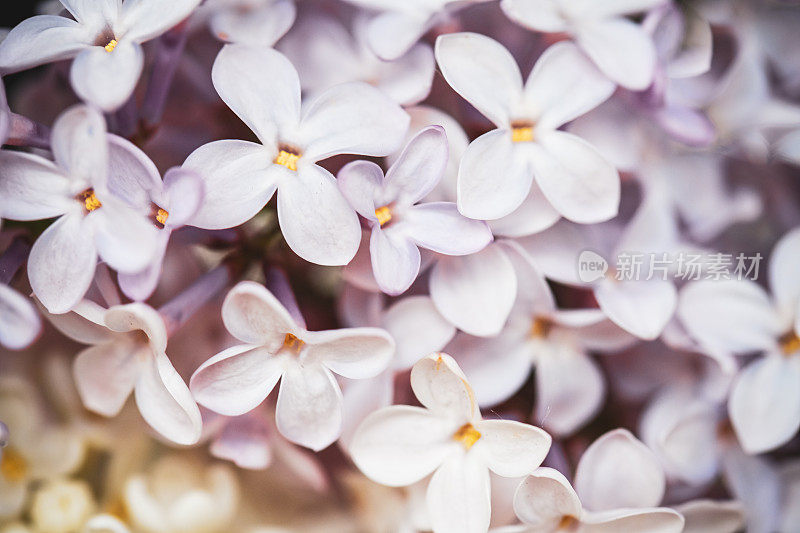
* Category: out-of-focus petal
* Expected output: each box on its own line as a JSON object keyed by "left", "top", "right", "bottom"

{"left": 382, "top": 296, "right": 456, "bottom": 370}
{"left": 0, "top": 285, "right": 41, "bottom": 350}
{"left": 0, "top": 15, "right": 92, "bottom": 72}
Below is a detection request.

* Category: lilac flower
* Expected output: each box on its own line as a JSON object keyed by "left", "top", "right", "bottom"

{"left": 0, "top": 105, "right": 157, "bottom": 314}
{"left": 435, "top": 34, "right": 619, "bottom": 223}
{"left": 338, "top": 126, "right": 492, "bottom": 295}
{"left": 190, "top": 281, "right": 395, "bottom": 451}
{"left": 182, "top": 44, "right": 409, "bottom": 266}
{"left": 204, "top": 0, "right": 296, "bottom": 47}
{"left": 0, "top": 0, "right": 201, "bottom": 111}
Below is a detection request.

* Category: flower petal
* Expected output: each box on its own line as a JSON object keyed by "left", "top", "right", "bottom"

{"left": 0, "top": 152, "right": 72, "bottom": 220}
{"left": 70, "top": 41, "right": 144, "bottom": 112}
{"left": 0, "top": 285, "right": 41, "bottom": 350}
{"left": 119, "top": 0, "right": 201, "bottom": 43}
{"left": 457, "top": 129, "right": 533, "bottom": 220}
{"left": 350, "top": 405, "right": 456, "bottom": 486}
{"left": 529, "top": 130, "right": 620, "bottom": 224}
{"left": 411, "top": 353, "right": 478, "bottom": 422}
{"left": 304, "top": 327, "right": 394, "bottom": 379}
{"left": 535, "top": 343, "right": 605, "bottom": 436}
{"left": 210, "top": 0, "right": 295, "bottom": 47}
{"left": 297, "top": 82, "right": 410, "bottom": 161}
{"left": 513, "top": 468, "right": 582, "bottom": 527}
{"left": 28, "top": 214, "right": 97, "bottom": 314}
{"left": 211, "top": 44, "right": 300, "bottom": 144}
{"left": 472, "top": 419, "right": 551, "bottom": 478}
{"left": 103, "top": 303, "right": 168, "bottom": 352}
{"left": 87, "top": 200, "right": 158, "bottom": 274}
{"left": 383, "top": 125, "right": 449, "bottom": 207}
{"left": 134, "top": 350, "right": 203, "bottom": 445}
{"left": 51, "top": 104, "right": 109, "bottom": 189}
{"left": 337, "top": 160, "right": 383, "bottom": 220}
{"left": 581, "top": 508, "right": 685, "bottom": 533}
{"left": 488, "top": 182, "right": 561, "bottom": 238}
{"left": 382, "top": 296, "right": 456, "bottom": 370}
{"left": 403, "top": 202, "right": 492, "bottom": 256}
{"left": 729, "top": 354, "right": 800, "bottom": 454}
{"left": 182, "top": 140, "right": 279, "bottom": 230}
{"left": 574, "top": 428, "right": 665, "bottom": 512}
{"left": 498, "top": 0, "right": 568, "bottom": 33}
{"left": 426, "top": 453, "right": 492, "bottom": 533}
{"left": 575, "top": 18, "right": 657, "bottom": 90}
{"left": 434, "top": 32, "right": 522, "bottom": 129}
{"left": 275, "top": 362, "right": 343, "bottom": 451}
{"left": 369, "top": 226, "right": 421, "bottom": 296}
{"left": 222, "top": 281, "right": 297, "bottom": 346}
{"left": 210, "top": 413, "right": 273, "bottom": 470}
{"left": 0, "top": 15, "right": 92, "bottom": 72}
{"left": 106, "top": 133, "right": 162, "bottom": 209}
{"left": 161, "top": 168, "right": 205, "bottom": 227}
{"left": 594, "top": 278, "right": 677, "bottom": 340}
{"left": 190, "top": 345, "right": 286, "bottom": 417}
{"left": 523, "top": 41, "right": 615, "bottom": 130}
{"left": 677, "top": 280, "right": 783, "bottom": 355}
{"left": 73, "top": 341, "right": 140, "bottom": 417}
{"left": 366, "top": 10, "right": 429, "bottom": 61}
{"left": 277, "top": 164, "right": 361, "bottom": 266}
{"left": 430, "top": 244, "right": 517, "bottom": 337}
{"left": 675, "top": 500, "right": 746, "bottom": 533}
{"left": 768, "top": 227, "right": 800, "bottom": 319}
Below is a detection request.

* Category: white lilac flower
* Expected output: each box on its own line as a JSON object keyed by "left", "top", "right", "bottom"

{"left": 451, "top": 242, "right": 635, "bottom": 436}
{"left": 205, "top": 0, "right": 295, "bottom": 47}
{"left": 350, "top": 353, "right": 552, "bottom": 533}
{"left": 105, "top": 135, "right": 204, "bottom": 301}
{"left": 182, "top": 44, "right": 409, "bottom": 266}
{"left": 675, "top": 500, "right": 746, "bottom": 533}
{"left": 123, "top": 455, "right": 239, "bottom": 533}
{"left": 500, "top": 0, "right": 663, "bottom": 90}
{"left": 0, "top": 105, "right": 158, "bottom": 314}
{"left": 190, "top": 281, "right": 395, "bottom": 451}
{"left": 0, "top": 0, "right": 201, "bottom": 111}
{"left": 677, "top": 227, "right": 800, "bottom": 454}
{"left": 0, "top": 239, "right": 42, "bottom": 349}
{"left": 506, "top": 463, "right": 684, "bottom": 533}
{"left": 29, "top": 479, "right": 96, "bottom": 533}
{"left": 342, "top": 0, "right": 492, "bottom": 60}
{"left": 338, "top": 125, "right": 492, "bottom": 295}
{"left": 42, "top": 300, "right": 203, "bottom": 446}
{"left": 435, "top": 33, "right": 619, "bottom": 223}
{"left": 0, "top": 377, "right": 86, "bottom": 520}
{"left": 519, "top": 198, "right": 681, "bottom": 340}
{"left": 279, "top": 13, "right": 435, "bottom": 106}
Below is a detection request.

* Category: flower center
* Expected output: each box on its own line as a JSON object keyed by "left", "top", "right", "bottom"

{"left": 274, "top": 146, "right": 301, "bottom": 171}
{"left": 77, "top": 189, "right": 102, "bottom": 212}
{"left": 558, "top": 515, "right": 579, "bottom": 530}
{"left": 511, "top": 120, "right": 535, "bottom": 143}
{"left": 0, "top": 446, "right": 28, "bottom": 483}
{"left": 282, "top": 333, "right": 305, "bottom": 354}
{"left": 780, "top": 331, "right": 800, "bottom": 356}
{"left": 150, "top": 204, "right": 169, "bottom": 229}
{"left": 375, "top": 206, "right": 392, "bottom": 227}
{"left": 530, "top": 316, "right": 553, "bottom": 338}
{"left": 453, "top": 423, "right": 481, "bottom": 450}
{"left": 104, "top": 39, "right": 118, "bottom": 53}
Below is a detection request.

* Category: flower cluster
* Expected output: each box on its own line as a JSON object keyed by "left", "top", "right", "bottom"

{"left": 1, "top": 0, "right": 799, "bottom": 532}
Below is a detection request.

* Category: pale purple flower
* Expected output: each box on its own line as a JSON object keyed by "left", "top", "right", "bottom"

{"left": 279, "top": 13, "right": 435, "bottom": 106}
{"left": 182, "top": 44, "right": 409, "bottom": 266}
{"left": 0, "top": 105, "right": 158, "bottom": 314}
{"left": 105, "top": 135, "right": 204, "bottom": 301}
{"left": 435, "top": 34, "right": 619, "bottom": 223}
{"left": 677, "top": 228, "right": 800, "bottom": 454}
{"left": 42, "top": 299, "right": 203, "bottom": 445}
{"left": 350, "top": 353, "right": 552, "bottom": 533}
{"left": 338, "top": 126, "right": 492, "bottom": 295}
{"left": 342, "top": 0, "right": 492, "bottom": 60}
{"left": 500, "top": 0, "right": 664, "bottom": 90}
{"left": 0, "top": 0, "right": 201, "bottom": 111}
{"left": 190, "top": 281, "right": 395, "bottom": 451}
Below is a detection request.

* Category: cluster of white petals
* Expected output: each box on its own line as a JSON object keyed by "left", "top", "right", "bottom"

{"left": 1, "top": 0, "right": 799, "bottom": 532}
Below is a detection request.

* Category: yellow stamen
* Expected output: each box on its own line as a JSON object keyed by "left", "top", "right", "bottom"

{"left": 0, "top": 447, "right": 28, "bottom": 483}
{"left": 78, "top": 189, "right": 102, "bottom": 212}
{"left": 780, "top": 331, "right": 800, "bottom": 356}
{"left": 156, "top": 208, "right": 169, "bottom": 226}
{"left": 275, "top": 149, "right": 300, "bottom": 171}
{"left": 530, "top": 316, "right": 553, "bottom": 339}
{"left": 375, "top": 206, "right": 392, "bottom": 227}
{"left": 104, "top": 39, "right": 118, "bottom": 53}
{"left": 511, "top": 120, "right": 535, "bottom": 143}
{"left": 558, "top": 516, "right": 579, "bottom": 530}
{"left": 283, "top": 333, "right": 305, "bottom": 354}
{"left": 453, "top": 423, "right": 481, "bottom": 450}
